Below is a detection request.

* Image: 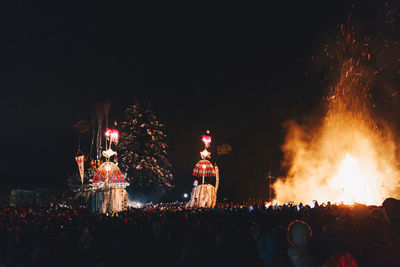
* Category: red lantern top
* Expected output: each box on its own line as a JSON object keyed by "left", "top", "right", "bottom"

{"left": 105, "top": 128, "right": 119, "bottom": 145}
{"left": 202, "top": 135, "right": 211, "bottom": 148}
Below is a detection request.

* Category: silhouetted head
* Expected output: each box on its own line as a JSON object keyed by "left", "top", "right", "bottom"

{"left": 287, "top": 220, "right": 312, "bottom": 246}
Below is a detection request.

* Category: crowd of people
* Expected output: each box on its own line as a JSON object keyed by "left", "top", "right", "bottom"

{"left": 0, "top": 196, "right": 399, "bottom": 267}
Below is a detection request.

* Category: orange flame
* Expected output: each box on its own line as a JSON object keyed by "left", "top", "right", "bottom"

{"left": 273, "top": 27, "right": 400, "bottom": 206}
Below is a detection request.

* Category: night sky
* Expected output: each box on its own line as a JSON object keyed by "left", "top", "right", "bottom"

{"left": 1, "top": 1, "right": 375, "bottom": 200}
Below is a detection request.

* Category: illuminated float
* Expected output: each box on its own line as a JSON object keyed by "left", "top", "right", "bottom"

{"left": 90, "top": 128, "right": 129, "bottom": 213}
{"left": 187, "top": 132, "right": 219, "bottom": 208}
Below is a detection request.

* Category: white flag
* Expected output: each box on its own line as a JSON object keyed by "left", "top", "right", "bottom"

{"left": 75, "top": 155, "right": 85, "bottom": 184}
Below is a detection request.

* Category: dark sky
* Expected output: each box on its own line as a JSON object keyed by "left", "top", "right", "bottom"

{"left": 1, "top": 1, "right": 358, "bottom": 200}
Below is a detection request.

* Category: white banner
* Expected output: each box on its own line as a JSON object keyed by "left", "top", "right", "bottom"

{"left": 75, "top": 155, "right": 85, "bottom": 184}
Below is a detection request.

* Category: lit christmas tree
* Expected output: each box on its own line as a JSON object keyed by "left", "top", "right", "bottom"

{"left": 119, "top": 102, "right": 173, "bottom": 197}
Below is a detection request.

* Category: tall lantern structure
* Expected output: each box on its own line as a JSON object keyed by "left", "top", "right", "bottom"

{"left": 187, "top": 131, "right": 219, "bottom": 208}
{"left": 90, "top": 128, "right": 129, "bottom": 213}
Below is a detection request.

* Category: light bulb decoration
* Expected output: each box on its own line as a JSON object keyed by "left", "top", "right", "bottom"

{"left": 103, "top": 128, "right": 119, "bottom": 162}
{"left": 200, "top": 148, "right": 211, "bottom": 159}
{"left": 102, "top": 149, "right": 116, "bottom": 159}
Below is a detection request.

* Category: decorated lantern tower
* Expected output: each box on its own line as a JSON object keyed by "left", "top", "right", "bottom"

{"left": 91, "top": 128, "right": 129, "bottom": 213}
{"left": 187, "top": 131, "right": 219, "bottom": 208}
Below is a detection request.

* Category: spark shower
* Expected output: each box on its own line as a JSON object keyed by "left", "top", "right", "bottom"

{"left": 273, "top": 24, "right": 400, "bottom": 205}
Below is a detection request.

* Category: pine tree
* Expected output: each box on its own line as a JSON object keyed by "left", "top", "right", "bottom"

{"left": 119, "top": 102, "right": 173, "bottom": 198}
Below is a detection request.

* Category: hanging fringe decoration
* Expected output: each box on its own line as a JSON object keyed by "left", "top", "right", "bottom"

{"left": 192, "top": 160, "right": 216, "bottom": 177}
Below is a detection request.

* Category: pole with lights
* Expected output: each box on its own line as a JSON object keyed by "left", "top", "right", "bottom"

{"left": 267, "top": 170, "right": 273, "bottom": 202}
{"left": 200, "top": 132, "right": 211, "bottom": 184}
